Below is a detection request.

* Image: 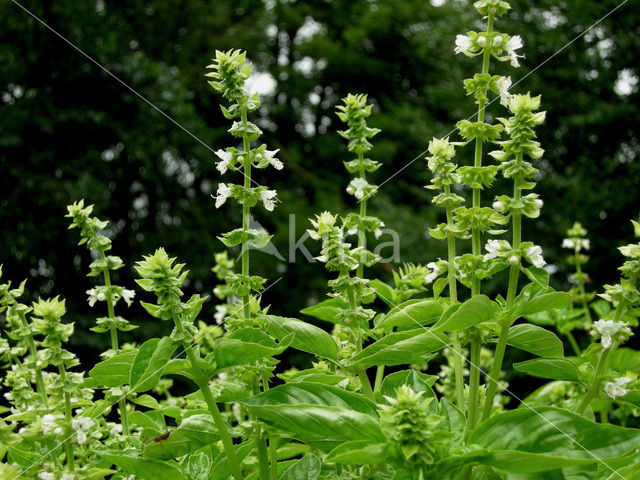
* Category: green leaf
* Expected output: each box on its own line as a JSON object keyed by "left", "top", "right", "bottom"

{"left": 379, "top": 369, "right": 437, "bottom": 399}
{"left": 346, "top": 328, "right": 448, "bottom": 369}
{"left": 279, "top": 454, "right": 322, "bottom": 480}
{"left": 375, "top": 299, "right": 444, "bottom": 330}
{"left": 240, "top": 383, "right": 383, "bottom": 449}
{"left": 300, "top": 297, "right": 349, "bottom": 324}
{"left": 515, "top": 292, "right": 572, "bottom": 317}
{"left": 432, "top": 295, "right": 498, "bottom": 332}
{"left": 507, "top": 324, "right": 564, "bottom": 357}
{"left": 142, "top": 414, "right": 219, "bottom": 460}
{"left": 261, "top": 314, "right": 339, "bottom": 360}
{"left": 513, "top": 357, "right": 581, "bottom": 382}
{"left": 131, "top": 394, "right": 161, "bottom": 410}
{"left": 210, "top": 441, "right": 256, "bottom": 480}
{"left": 369, "top": 279, "right": 396, "bottom": 308}
{"left": 130, "top": 337, "right": 176, "bottom": 394}
{"left": 325, "top": 440, "right": 388, "bottom": 464}
{"left": 98, "top": 450, "right": 186, "bottom": 480}
{"left": 521, "top": 266, "right": 549, "bottom": 288}
{"left": 209, "top": 330, "right": 292, "bottom": 369}
{"left": 89, "top": 350, "right": 136, "bottom": 387}
{"left": 472, "top": 407, "right": 640, "bottom": 473}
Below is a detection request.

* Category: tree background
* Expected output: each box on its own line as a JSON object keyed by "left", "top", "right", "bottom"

{"left": 1, "top": 0, "right": 639, "bottom": 389}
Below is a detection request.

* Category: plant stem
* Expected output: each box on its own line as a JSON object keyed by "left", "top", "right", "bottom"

{"left": 184, "top": 346, "right": 244, "bottom": 480}
{"left": 566, "top": 331, "right": 581, "bottom": 356}
{"left": 255, "top": 373, "right": 271, "bottom": 480}
{"left": 574, "top": 250, "right": 593, "bottom": 324}
{"left": 444, "top": 186, "right": 465, "bottom": 413}
{"left": 347, "top": 289, "right": 374, "bottom": 399}
{"left": 356, "top": 154, "right": 367, "bottom": 279}
{"left": 241, "top": 107, "right": 252, "bottom": 321}
{"left": 57, "top": 365, "right": 74, "bottom": 471}
{"left": 268, "top": 435, "right": 278, "bottom": 480}
{"left": 98, "top": 250, "right": 129, "bottom": 435}
{"left": 374, "top": 365, "right": 385, "bottom": 393}
{"left": 465, "top": 338, "right": 481, "bottom": 436}
{"left": 482, "top": 154, "right": 522, "bottom": 421}
{"left": 466, "top": 8, "right": 494, "bottom": 434}
{"left": 17, "top": 311, "right": 48, "bottom": 407}
{"left": 575, "top": 346, "right": 611, "bottom": 416}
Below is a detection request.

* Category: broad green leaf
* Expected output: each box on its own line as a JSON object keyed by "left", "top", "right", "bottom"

{"left": 379, "top": 369, "right": 436, "bottom": 399}
{"left": 507, "top": 324, "right": 564, "bottom": 357}
{"left": 369, "top": 279, "right": 395, "bottom": 307}
{"left": 240, "top": 383, "right": 383, "bottom": 448}
{"left": 142, "top": 414, "right": 219, "bottom": 460}
{"left": 131, "top": 394, "right": 160, "bottom": 410}
{"left": 325, "top": 440, "right": 388, "bottom": 464}
{"left": 609, "top": 347, "right": 640, "bottom": 373}
{"left": 241, "top": 382, "right": 378, "bottom": 416}
{"left": 210, "top": 330, "right": 292, "bottom": 369}
{"left": 521, "top": 267, "right": 549, "bottom": 288}
{"left": 438, "top": 398, "right": 465, "bottom": 436}
{"left": 432, "top": 295, "right": 498, "bottom": 332}
{"left": 186, "top": 380, "right": 251, "bottom": 403}
{"left": 513, "top": 357, "right": 581, "bottom": 382}
{"left": 7, "top": 444, "right": 40, "bottom": 467}
{"left": 130, "top": 337, "right": 176, "bottom": 393}
{"left": 261, "top": 314, "right": 338, "bottom": 360}
{"left": 346, "top": 328, "right": 448, "bottom": 369}
{"left": 278, "top": 368, "right": 347, "bottom": 385}
{"left": 515, "top": 292, "right": 571, "bottom": 317}
{"left": 128, "top": 410, "right": 165, "bottom": 431}
{"left": 472, "top": 407, "right": 640, "bottom": 473}
{"left": 89, "top": 349, "right": 136, "bottom": 387}
{"left": 279, "top": 454, "right": 322, "bottom": 480}
{"left": 375, "top": 299, "right": 444, "bottom": 330}
{"left": 210, "top": 441, "right": 255, "bottom": 480}
{"left": 98, "top": 450, "right": 186, "bottom": 480}
{"left": 300, "top": 297, "right": 349, "bottom": 324}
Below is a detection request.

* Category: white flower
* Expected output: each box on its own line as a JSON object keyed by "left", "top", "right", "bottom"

{"left": 374, "top": 228, "right": 383, "bottom": 239}
{"left": 424, "top": 262, "right": 443, "bottom": 283}
{"left": 496, "top": 76, "right": 512, "bottom": 106}
{"left": 534, "top": 199, "right": 544, "bottom": 209}
{"left": 71, "top": 416, "right": 94, "bottom": 445}
{"left": 492, "top": 36, "right": 503, "bottom": 47}
{"left": 454, "top": 34, "right": 473, "bottom": 54}
{"left": 509, "top": 255, "right": 519, "bottom": 265}
{"left": 38, "top": 473, "right": 55, "bottom": 480}
{"left": 593, "top": 320, "right": 632, "bottom": 349}
{"left": 121, "top": 289, "right": 135, "bottom": 307}
{"left": 493, "top": 199, "right": 506, "bottom": 212}
{"left": 86, "top": 288, "right": 98, "bottom": 307}
{"left": 260, "top": 189, "right": 277, "bottom": 211}
{"left": 526, "top": 245, "right": 546, "bottom": 268}
{"left": 347, "top": 178, "right": 369, "bottom": 200}
{"left": 582, "top": 239, "right": 591, "bottom": 250}
{"left": 506, "top": 35, "right": 524, "bottom": 67}
{"left": 477, "top": 35, "right": 486, "bottom": 47}
{"left": 214, "top": 183, "right": 232, "bottom": 208}
{"left": 483, "top": 239, "right": 502, "bottom": 261}
{"left": 347, "top": 228, "right": 358, "bottom": 236}
{"left": 214, "top": 149, "right": 233, "bottom": 174}
{"left": 562, "top": 239, "right": 575, "bottom": 249}
{"left": 109, "top": 423, "right": 123, "bottom": 437}
{"left": 604, "top": 377, "right": 631, "bottom": 399}
{"left": 41, "top": 414, "right": 57, "bottom": 435}
{"left": 263, "top": 149, "right": 283, "bottom": 170}
{"left": 214, "top": 305, "right": 226, "bottom": 325}
{"left": 61, "top": 474, "right": 76, "bottom": 480}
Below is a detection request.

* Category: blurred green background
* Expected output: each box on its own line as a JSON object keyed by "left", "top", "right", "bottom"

{"left": 1, "top": 0, "right": 639, "bottom": 373}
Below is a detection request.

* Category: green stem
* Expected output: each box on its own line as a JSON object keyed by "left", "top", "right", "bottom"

{"left": 347, "top": 289, "right": 374, "bottom": 399}
{"left": 444, "top": 186, "right": 465, "bottom": 413}
{"left": 58, "top": 365, "right": 74, "bottom": 471}
{"left": 185, "top": 346, "right": 244, "bottom": 480}
{"left": 98, "top": 250, "right": 129, "bottom": 435}
{"left": 482, "top": 154, "right": 522, "bottom": 421}
{"left": 466, "top": 10, "right": 494, "bottom": 435}
{"left": 255, "top": 374, "right": 271, "bottom": 480}
{"left": 575, "top": 346, "right": 611, "bottom": 415}
{"left": 465, "top": 338, "right": 481, "bottom": 436}
{"left": 574, "top": 253, "right": 593, "bottom": 324}
{"left": 374, "top": 365, "right": 385, "bottom": 393}
{"left": 268, "top": 436, "right": 278, "bottom": 480}
{"left": 356, "top": 154, "right": 367, "bottom": 279}
{"left": 566, "top": 331, "right": 581, "bottom": 356}
{"left": 241, "top": 107, "right": 252, "bottom": 321}
{"left": 17, "top": 311, "right": 48, "bottom": 407}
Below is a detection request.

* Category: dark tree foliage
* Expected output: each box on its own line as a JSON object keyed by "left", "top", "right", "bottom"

{"left": 1, "top": 0, "right": 638, "bottom": 359}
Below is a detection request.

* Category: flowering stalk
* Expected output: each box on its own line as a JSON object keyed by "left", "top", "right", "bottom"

{"left": 135, "top": 249, "right": 244, "bottom": 480}
{"left": 481, "top": 93, "right": 546, "bottom": 420}
{"left": 425, "top": 138, "right": 466, "bottom": 412}
{"left": 208, "top": 49, "right": 284, "bottom": 480}
{"left": 336, "top": 93, "right": 383, "bottom": 392}
{"left": 67, "top": 200, "right": 137, "bottom": 435}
